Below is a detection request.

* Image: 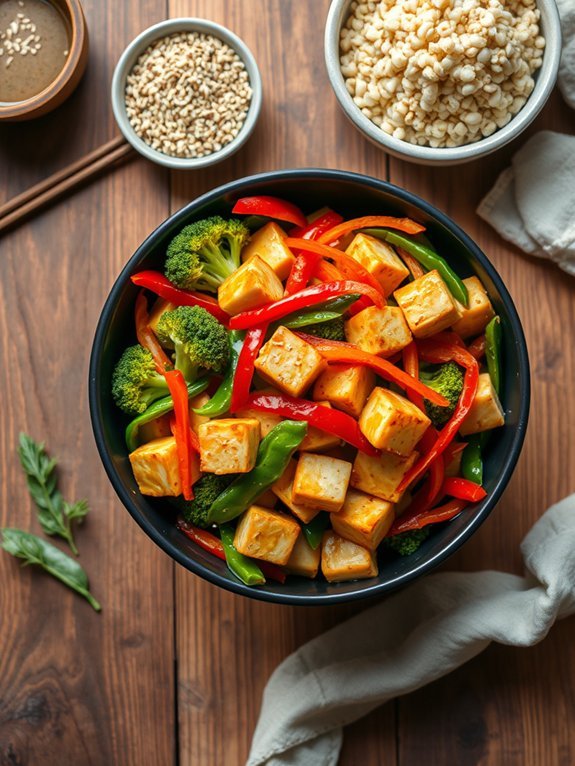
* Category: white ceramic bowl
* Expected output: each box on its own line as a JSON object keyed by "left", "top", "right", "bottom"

{"left": 111, "top": 18, "right": 262, "bottom": 170}
{"left": 325, "top": 0, "right": 562, "bottom": 166}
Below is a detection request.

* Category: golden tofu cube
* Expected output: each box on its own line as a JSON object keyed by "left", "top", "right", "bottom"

{"left": 241, "top": 222, "right": 295, "bottom": 280}
{"left": 234, "top": 406, "right": 283, "bottom": 438}
{"left": 460, "top": 373, "right": 505, "bottom": 436}
{"left": 331, "top": 489, "right": 395, "bottom": 551}
{"left": 359, "top": 387, "right": 430, "bottom": 456}
{"left": 346, "top": 233, "right": 409, "bottom": 296}
{"left": 344, "top": 306, "right": 412, "bottom": 358}
{"left": 233, "top": 505, "right": 300, "bottom": 566}
{"left": 198, "top": 418, "right": 260, "bottom": 474}
{"left": 351, "top": 449, "right": 419, "bottom": 503}
{"left": 286, "top": 535, "right": 321, "bottom": 578}
{"left": 313, "top": 364, "right": 375, "bottom": 418}
{"left": 138, "top": 413, "right": 172, "bottom": 445}
{"left": 147, "top": 298, "right": 176, "bottom": 335}
{"left": 299, "top": 401, "right": 342, "bottom": 452}
{"left": 218, "top": 255, "right": 284, "bottom": 315}
{"left": 254, "top": 489, "right": 278, "bottom": 508}
{"left": 129, "top": 436, "right": 183, "bottom": 496}
{"left": 189, "top": 392, "right": 211, "bottom": 434}
{"left": 452, "top": 277, "right": 495, "bottom": 339}
{"left": 292, "top": 453, "right": 352, "bottom": 513}
{"left": 394, "top": 269, "right": 462, "bottom": 338}
{"left": 321, "top": 530, "right": 378, "bottom": 582}
{"left": 254, "top": 326, "right": 326, "bottom": 397}
{"left": 271, "top": 459, "right": 320, "bottom": 524}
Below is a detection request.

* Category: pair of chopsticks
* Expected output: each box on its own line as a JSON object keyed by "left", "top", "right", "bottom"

{"left": 0, "top": 135, "right": 136, "bottom": 235}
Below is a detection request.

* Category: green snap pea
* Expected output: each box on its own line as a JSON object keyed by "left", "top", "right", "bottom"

{"left": 302, "top": 513, "right": 329, "bottom": 550}
{"left": 207, "top": 420, "right": 308, "bottom": 525}
{"left": 192, "top": 331, "right": 244, "bottom": 418}
{"left": 219, "top": 524, "right": 265, "bottom": 585}
{"left": 124, "top": 378, "right": 209, "bottom": 452}
{"left": 363, "top": 228, "right": 469, "bottom": 307}
{"left": 485, "top": 315, "right": 502, "bottom": 396}
{"left": 282, "top": 294, "right": 360, "bottom": 330}
{"left": 461, "top": 436, "right": 483, "bottom": 485}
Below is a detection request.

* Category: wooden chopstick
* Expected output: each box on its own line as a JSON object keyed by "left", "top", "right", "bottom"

{"left": 0, "top": 136, "right": 136, "bottom": 235}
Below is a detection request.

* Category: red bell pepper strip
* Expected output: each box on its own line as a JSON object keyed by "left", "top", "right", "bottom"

{"left": 289, "top": 210, "right": 344, "bottom": 239}
{"left": 242, "top": 391, "right": 380, "bottom": 456}
{"left": 258, "top": 561, "right": 287, "bottom": 584}
{"left": 134, "top": 290, "right": 172, "bottom": 373}
{"left": 296, "top": 334, "right": 449, "bottom": 407}
{"left": 164, "top": 369, "right": 194, "bottom": 501}
{"left": 315, "top": 259, "right": 344, "bottom": 283}
{"left": 131, "top": 271, "right": 230, "bottom": 325}
{"left": 230, "top": 324, "right": 268, "bottom": 412}
{"left": 318, "top": 215, "right": 425, "bottom": 246}
{"left": 285, "top": 238, "right": 386, "bottom": 299}
{"left": 442, "top": 477, "right": 487, "bottom": 503}
{"left": 231, "top": 195, "right": 307, "bottom": 228}
{"left": 443, "top": 441, "right": 468, "bottom": 464}
{"left": 467, "top": 334, "right": 486, "bottom": 360}
{"left": 284, "top": 252, "right": 322, "bottom": 296}
{"left": 396, "top": 343, "right": 480, "bottom": 494}
{"left": 389, "top": 498, "right": 468, "bottom": 534}
{"left": 177, "top": 520, "right": 226, "bottom": 561}
{"left": 228, "top": 280, "right": 384, "bottom": 330}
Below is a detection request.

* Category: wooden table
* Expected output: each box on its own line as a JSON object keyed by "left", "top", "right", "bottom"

{"left": 1, "top": 1, "right": 573, "bottom": 764}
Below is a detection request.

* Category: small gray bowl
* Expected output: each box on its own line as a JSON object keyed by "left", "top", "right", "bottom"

{"left": 325, "top": 0, "right": 562, "bottom": 166}
{"left": 111, "top": 18, "right": 262, "bottom": 170}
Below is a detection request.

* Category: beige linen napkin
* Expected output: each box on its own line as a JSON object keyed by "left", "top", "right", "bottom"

{"left": 246, "top": 494, "right": 575, "bottom": 766}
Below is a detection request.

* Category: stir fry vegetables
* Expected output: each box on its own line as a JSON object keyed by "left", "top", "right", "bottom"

{"left": 112, "top": 197, "right": 506, "bottom": 586}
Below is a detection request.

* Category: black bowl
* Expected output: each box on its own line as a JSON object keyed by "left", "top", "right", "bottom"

{"left": 89, "top": 169, "right": 530, "bottom": 605}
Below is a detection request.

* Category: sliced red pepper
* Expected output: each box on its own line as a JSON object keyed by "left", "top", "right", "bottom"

{"left": 134, "top": 290, "right": 172, "bottom": 373}
{"left": 443, "top": 441, "right": 468, "bottom": 464}
{"left": 389, "top": 498, "right": 468, "bottom": 534}
{"left": 315, "top": 259, "right": 344, "bottom": 283}
{"left": 232, "top": 195, "right": 307, "bottom": 228}
{"left": 230, "top": 324, "right": 268, "bottom": 412}
{"left": 284, "top": 252, "right": 322, "bottom": 296}
{"left": 131, "top": 271, "right": 230, "bottom": 325}
{"left": 164, "top": 369, "right": 194, "bottom": 501}
{"left": 467, "top": 334, "right": 486, "bottom": 360}
{"left": 289, "top": 210, "right": 344, "bottom": 239}
{"left": 228, "top": 280, "right": 384, "bottom": 330}
{"left": 177, "top": 520, "right": 226, "bottom": 561}
{"left": 296, "top": 334, "right": 449, "bottom": 407}
{"left": 442, "top": 477, "right": 487, "bottom": 503}
{"left": 258, "top": 561, "right": 287, "bottom": 584}
{"left": 318, "top": 215, "right": 425, "bottom": 246}
{"left": 243, "top": 391, "right": 379, "bottom": 456}
{"left": 285, "top": 238, "right": 386, "bottom": 299}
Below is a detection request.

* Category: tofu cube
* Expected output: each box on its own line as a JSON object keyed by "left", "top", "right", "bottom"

{"left": 312, "top": 364, "right": 375, "bottom": 418}
{"left": 459, "top": 373, "right": 505, "bottom": 436}
{"left": 346, "top": 233, "right": 409, "bottom": 296}
{"left": 189, "top": 392, "right": 211, "bottom": 434}
{"left": 331, "top": 489, "right": 395, "bottom": 551}
{"left": 254, "top": 489, "right": 278, "bottom": 508}
{"left": 218, "top": 255, "right": 284, "bottom": 315}
{"left": 351, "top": 449, "right": 419, "bottom": 503}
{"left": 451, "top": 276, "right": 495, "bottom": 339}
{"left": 299, "top": 401, "right": 342, "bottom": 452}
{"left": 394, "top": 269, "right": 462, "bottom": 338}
{"left": 321, "top": 530, "right": 378, "bottom": 582}
{"left": 233, "top": 505, "right": 300, "bottom": 566}
{"left": 241, "top": 222, "right": 295, "bottom": 280}
{"left": 271, "top": 459, "right": 320, "bottom": 524}
{"left": 286, "top": 535, "right": 321, "bottom": 578}
{"left": 359, "top": 387, "right": 430, "bottom": 456}
{"left": 344, "top": 306, "right": 412, "bottom": 358}
{"left": 234, "top": 406, "right": 283, "bottom": 438}
{"left": 292, "top": 453, "right": 352, "bottom": 513}
{"left": 138, "top": 413, "right": 172, "bottom": 444}
{"left": 129, "top": 436, "right": 197, "bottom": 496}
{"left": 254, "top": 326, "right": 326, "bottom": 397}
{"left": 198, "top": 418, "right": 260, "bottom": 474}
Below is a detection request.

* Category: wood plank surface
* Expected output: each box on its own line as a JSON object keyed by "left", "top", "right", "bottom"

{"left": 0, "top": 0, "right": 573, "bottom": 764}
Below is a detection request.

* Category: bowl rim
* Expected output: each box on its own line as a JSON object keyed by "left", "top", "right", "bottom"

{"left": 89, "top": 168, "right": 530, "bottom": 605}
{"left": 324, "top": 0, "right": 562, "bottom": 165}
{"left": 110, "top": 17, "right": 263, "bottom": 170}
{"left": 0, "top": 0, "right": 88, "bottom": 119}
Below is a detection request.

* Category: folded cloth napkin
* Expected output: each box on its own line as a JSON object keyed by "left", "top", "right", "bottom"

{"left": 246, "top": 494, "right": 575, "bottom": 766}
{"left": 557, "top": 0, "right": 575, "bottom": 109}
{"left": 477, "top": 131, "right": 575, "bottom": 276}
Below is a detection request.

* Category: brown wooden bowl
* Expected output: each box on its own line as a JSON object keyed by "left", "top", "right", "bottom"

{"left": 0, "top": 0, "right": 88, "bottom": 122}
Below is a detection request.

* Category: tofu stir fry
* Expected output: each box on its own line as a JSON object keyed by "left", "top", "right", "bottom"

{"left": 112, "top": 195, "right": 505, "bottom": 586}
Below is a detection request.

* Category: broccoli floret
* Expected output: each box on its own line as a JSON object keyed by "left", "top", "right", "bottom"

{"left": 165, "top": 216, "right": 250, "bottom": 292}
{"left": 304, "top": 316, "right": 346, "bottom": 342}
{"left": 420, "top": 361, "right": 464, "bottom": 428}
{"left": 174, "top": 474, "right": 235, "bottom": 528}
{"left": 156, "top": 305, "right": 229, "bottom": 383}
{"left": 111, "top": 344, "right": 169, "bottom": 416}
{"left": 386, "top": 527, "right": 430, "bottom": 556}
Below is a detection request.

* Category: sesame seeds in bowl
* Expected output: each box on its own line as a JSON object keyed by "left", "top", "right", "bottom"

{"left": 111, "top": 19, "right": 262, "bottom": 170}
